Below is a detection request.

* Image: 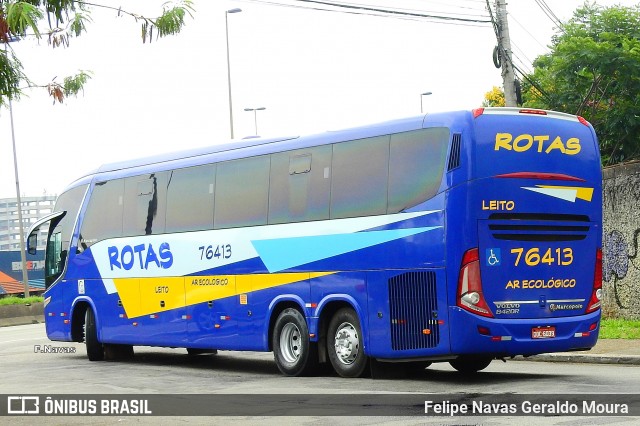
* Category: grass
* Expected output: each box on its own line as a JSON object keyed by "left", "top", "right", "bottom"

{"left": 0, "top": 296, "right": 44, "bottom": 306}
{"left": 599, "top": 318, "right": 640, "bottom": 339}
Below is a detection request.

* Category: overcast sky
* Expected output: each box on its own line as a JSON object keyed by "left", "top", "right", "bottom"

{"left": 0, "top": 0, "right": 636, "bottom": 199}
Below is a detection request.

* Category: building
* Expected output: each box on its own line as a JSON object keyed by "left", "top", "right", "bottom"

{"left": 0, "top": 195, "right": 53, "bottom": 293}
{"left": 0, "top": 195, "right": 56, "bottom": 251}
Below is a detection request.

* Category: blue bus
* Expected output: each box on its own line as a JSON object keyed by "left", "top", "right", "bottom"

{"left": 28, "top": 107, "right": 602, "bottom": 377}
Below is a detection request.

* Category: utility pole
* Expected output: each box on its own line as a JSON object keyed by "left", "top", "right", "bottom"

{"left": 495, "top": 0, "right": 517, "bottom": 106}
{"left": 9, "top": 95, "right": 29, "bottom": 297}
{"left": 5, "top": 41, "right": 29, "bottom": 297}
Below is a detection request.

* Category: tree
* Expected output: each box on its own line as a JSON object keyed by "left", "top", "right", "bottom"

{"left": 482, "top": 85, "right": 505, "bottom": 107}
{"left": 0, "top": 0, "right": 194, "bottom": 105}
{"left": 520, "top": 2, "right": 640, "bottom": 165}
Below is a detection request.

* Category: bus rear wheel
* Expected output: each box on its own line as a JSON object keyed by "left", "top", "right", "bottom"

{"left": 449, "top": 356, "right": 492, "bottom": 373}
{"left": 272, "top": 308, "right": 318, "bottom": 376}
{"left": 104, "top": 344, "right": 134, "bottom": 360}
{"left": 85, "top": 308, "right": 104, "bottom": 361}
{"left": 327, "top": 308, "right": 368, "bottom": 378}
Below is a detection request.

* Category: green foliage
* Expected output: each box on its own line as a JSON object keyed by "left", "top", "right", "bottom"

{"left": 599, "top": 318, "right": 640, "bottom": 339}
{"left": 47, "top": 70, "right": 91, "bottom": 103}
{"left": 0, "top": 47, "right": 27, "bottom": 106}
{"left": 0, "top": 295, "right": 44, "bottom": 305}
{"left": 0, "top": 0, "right": 194, "bottom": 105}
{"left": 155, "top": 1, "right": 193, "bottom": 38}
{"left": 141, "top": 0, "right": 194, "bottom": 43}
{"left": 69, "top": 10, "right": 91, "bottom": 37}
{"left": 63, "top": 70, "right": 91, "bottom": 97}
{"left": 521, "top": 2, "right": 640, "bottom": 165}
{"left": 5, "top": 1, "right": 43, "bottom": 38}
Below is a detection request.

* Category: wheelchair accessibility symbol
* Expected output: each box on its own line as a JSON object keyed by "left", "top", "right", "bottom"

{"left": 486, "top": 248, "right": 501, "bottom": 266}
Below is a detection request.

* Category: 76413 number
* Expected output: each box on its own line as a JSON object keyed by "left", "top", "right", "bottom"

{"left": 511, "top": 247, "right": 573, "bottom": 267}
{"left": 199, "top": 244, "right": 232, "bottom": 260}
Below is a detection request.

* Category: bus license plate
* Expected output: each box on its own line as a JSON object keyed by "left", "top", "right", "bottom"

{"left": 532, "top": 326, "right": 556, "bottom": 339}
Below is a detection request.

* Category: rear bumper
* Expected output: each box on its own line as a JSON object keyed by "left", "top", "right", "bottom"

{"left": 449, "top": 306, "right": 601, "bottom": 356}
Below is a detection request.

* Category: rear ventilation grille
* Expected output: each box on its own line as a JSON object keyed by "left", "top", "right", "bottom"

{"left": 388, "top": 271, "right": 439, "bottom": 351}
{"left": 447, "top": 133, "right": 462, "bottom": 171}
{"left": 488, "top": 213, "right": 590, "bottom": 242}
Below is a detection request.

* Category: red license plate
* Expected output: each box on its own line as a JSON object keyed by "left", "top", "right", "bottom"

{"left": 532, "top": 326, "right": 556, "bottom": 339}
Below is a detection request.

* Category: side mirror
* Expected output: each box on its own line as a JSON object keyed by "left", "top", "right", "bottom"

{"left": 26, "top": 211, "right": 66, "bottom": 256}
{"left": 27, "top": 229, "right": 38, "bottom": 255}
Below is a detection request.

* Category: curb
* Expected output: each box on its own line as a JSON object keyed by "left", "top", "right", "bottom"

{"left": 513, "top": 353, "right": 640, "bottom": 365}
{"left": 0, "top": 303, "right": 45, "bottom": 327}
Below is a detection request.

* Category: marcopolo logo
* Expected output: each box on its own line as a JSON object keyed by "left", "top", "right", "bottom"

{"left": 108, "top": 242, "right": 173, "bottom": 271}
{"left": 549, "top": 303, "right": 584, "bottom": 312}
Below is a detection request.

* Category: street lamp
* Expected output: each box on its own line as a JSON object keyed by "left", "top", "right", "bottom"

{"left": 3, "top": 40, "right": 29, "bottom": 297}
{"left": 225, "top": 8, "right": 242, "bottom": 139}
{"left": 244, "top": 107, "right": 266, "bottom": 136}
{"left": 420, "top": 91, "right": 432, "bottom": 113}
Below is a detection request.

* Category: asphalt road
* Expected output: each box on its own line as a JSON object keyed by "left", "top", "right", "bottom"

{"left": 1, "top": 323, "right": 639, "bottom": 425}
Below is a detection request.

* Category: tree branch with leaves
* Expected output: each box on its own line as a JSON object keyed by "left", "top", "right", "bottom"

{"left": 0, "top": 0, "right": 194, "bottom": 105}
{"left": 519, "top": 3, "right": 640, "bottom": 166}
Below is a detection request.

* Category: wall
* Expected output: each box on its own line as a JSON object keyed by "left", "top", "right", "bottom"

{"left": 603, "top": 161, "right": 640, "bottom": 319}
{"left": 0, "top": 303, "right": 44, "bottom": 327}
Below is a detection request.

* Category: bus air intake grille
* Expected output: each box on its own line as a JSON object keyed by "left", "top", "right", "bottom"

{"left": 487, "top": 213, "right": 590, "bottom": 242}
{"left": 388, "top": 271, "right": 439, "bottom": 351}
{"left": 447, "top": 133, "right": 462, "bottom": 171}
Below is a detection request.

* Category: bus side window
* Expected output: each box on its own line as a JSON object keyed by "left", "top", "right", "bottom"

{"left": 269, "top": 146, "right": 331, "bottom": 224}
{"left": 388, "top": 128, "right": 450, "bottom": 212}
{"left": 122, "top": 173, "right": 168, "bottom": 237}
{"left": 214, "top": 155, "right": 270, "bottom": 229}
{"left": 79, "top": 179, "right": 124, "bottom": 249}
{"left": 330, "top": 135, "right": 390, "bottom": 219}
{"left": 165, "top": 164, "right": 216, "bottom": 233}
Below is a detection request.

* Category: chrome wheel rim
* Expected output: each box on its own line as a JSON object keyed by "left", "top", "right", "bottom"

{"left": 334, "top": 322, "right": 359, "bottom": 365}
{"left": 279, "top": 323, "right": 302, "bottom": 363}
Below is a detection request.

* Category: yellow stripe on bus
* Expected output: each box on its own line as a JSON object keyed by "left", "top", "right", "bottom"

{"left": 537, "top": 185, "right": 594, "bottom": 202}
{"left": 112, "top": 272, "right": 335, "bottom": 319}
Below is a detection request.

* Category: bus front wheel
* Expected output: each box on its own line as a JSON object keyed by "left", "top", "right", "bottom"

{"left": 272, "top": 308, "right": 318, "bottom": 376}
{"left": 327, "top": 308, "right": 368, "bottom": 378}
{"left": 449, "top": 356, "right": 492, "bottom": 373}
{"left": 85, "top": 308, "right": 104, "bottom": 361}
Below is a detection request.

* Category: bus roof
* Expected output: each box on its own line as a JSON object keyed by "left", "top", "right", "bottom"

{"left": 74, "top": 114, "right": 440, "bottom": 183}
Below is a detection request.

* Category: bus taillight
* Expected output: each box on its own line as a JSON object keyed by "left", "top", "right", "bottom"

{"left": 457, "top": 248, "right": 493, "bottom": 318}
{"left": 518, "top": 109, "right": 547, "bottom": 116}
{"left": 577, "top": 116, "right": 590, "bottom": 127}
{"left": 586, "top": 248, "right": 603, "bottom": 313}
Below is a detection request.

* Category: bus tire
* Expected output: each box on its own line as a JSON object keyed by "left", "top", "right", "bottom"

{"left": 449, "top": 356, "right": 492, "bottom": 373}
{"left": 85, "top": 308, "right": 104, "bottom": 361}
{"left": 104, "top": 344, "right": 134, "bottom": 360}
{"left": 272, "top": 308, "right": 318, "bottom": 376}
{"left": 327, "top": 308, "right": 368, "bottom": 378}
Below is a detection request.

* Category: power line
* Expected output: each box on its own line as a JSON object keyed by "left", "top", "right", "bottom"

{"left": 533, "top": 0, "right": 564, "bottom": 32}
{"left": 511, "top": 43, "right": 533, "bottom": 74}
{"left": 294, "top": 0, "right": 492, "bottom": 23}
{"left": 419, "top": 0, "right": 488, "bottom": 13}
{"left": 538, "top": 0, "right": 562, "bottom": 24}
{"left": 238, "top": 0, "right": 492, "bottom": 26}
{"left": 509, "top": 12, "right": 549, "bottom": 54}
